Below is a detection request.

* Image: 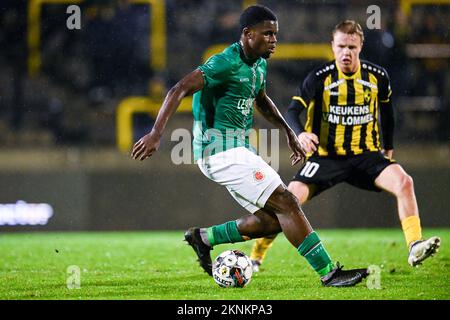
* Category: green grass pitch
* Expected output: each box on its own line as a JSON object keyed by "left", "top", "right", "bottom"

{"left": 0, "top": 229, "right": 448, "bottom": 300}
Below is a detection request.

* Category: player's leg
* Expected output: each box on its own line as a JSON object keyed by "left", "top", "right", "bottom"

{"left": 184, "top": 208, "right": 282, "bottom": 276}
{"left": 187, "top": 187, "right": 367, "bottom": 286}
{"left": 198, "top": 209, "right": 282, "bottom": 248}
{"left": 185, "top": 147, "right": 286, "bottom": 276}
{"left": 375, "top": 164, "right": 418, "bottom": 222}
{"left": 258, "top": 158, "right": 368, "bottom": 286}
{"left": 374, "top": 163, "right": 440, "bottom": 266}
{"left": 251, "top": 155, "right": 345, "bottom": 272}
{"left": 264, "top": 184, "right": 367, "bottom": 286}
{"left": 199, "top": 182, "right": 338, "bottom": 280}
{"left": 289, "top": 180, "right": 313, "bottom": 204}
{"left": 264, "top": 185, "right": 312, "bottom": 246}
{"left": 250, "top": 181, "right": 311, "bottom": 269}
{"left": 188, "top": 148, "right": 367, "bottom": 285}
{"left": 236, "top": 209, "right": 282, "bottom": 237}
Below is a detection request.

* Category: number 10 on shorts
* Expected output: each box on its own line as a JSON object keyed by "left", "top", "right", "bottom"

{"left": 299, "top": 161, "right": 320, "bottom": 178}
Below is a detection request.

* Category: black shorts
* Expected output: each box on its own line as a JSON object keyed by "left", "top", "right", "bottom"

{"left": 292, "top": 151, "right": 396, "bottom": 198}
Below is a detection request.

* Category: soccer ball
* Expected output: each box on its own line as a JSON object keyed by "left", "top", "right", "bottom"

{"left": 212, "top": 249, "right": 253, "bottom": 288}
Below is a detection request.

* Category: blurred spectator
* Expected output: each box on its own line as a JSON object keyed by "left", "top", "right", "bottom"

{"left": 0, "top": 1, "right": 27, "bottom": 130}
{"left": 411, "top": 8, "right": 449, "bottom": 140}
{"left": 411, "top": 9, "right": 448, "bottom": 97}
{"left": 84, "top": 0, "right": 152, "bottom": 100}
{"left": 207, "top": 9, "right": 240, "bottom": 44}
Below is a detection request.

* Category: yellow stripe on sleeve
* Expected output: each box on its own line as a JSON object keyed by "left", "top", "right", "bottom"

{"left": 292, "top": 96, "right": 308, "bottom": 109}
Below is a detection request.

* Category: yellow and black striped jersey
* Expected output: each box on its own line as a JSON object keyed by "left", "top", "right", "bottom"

{"left": 288, "top": 60, "right": 393, "bottom": 157}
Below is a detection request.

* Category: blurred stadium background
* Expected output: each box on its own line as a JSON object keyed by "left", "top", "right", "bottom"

{"left": 0, "top": 0, "right": 449, "bottom": 232}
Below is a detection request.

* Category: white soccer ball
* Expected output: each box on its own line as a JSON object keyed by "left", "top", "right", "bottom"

{"left": 212, "top": 249, "right": 253, "bottom": 288}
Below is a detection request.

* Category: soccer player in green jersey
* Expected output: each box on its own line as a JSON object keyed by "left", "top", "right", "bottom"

{"left": 132, "top": 5, "right": 368, "bottom": 287}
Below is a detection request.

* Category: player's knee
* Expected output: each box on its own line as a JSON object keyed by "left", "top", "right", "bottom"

{"left": 237, "top": 216, "right": 258, "bottom": 236}
{"left": 397, "top": 173, "right": 414, "bottom": 196}
{"left": 273, "top": 188, "right": 301, "bottom": 214}
{"left": 402, "top": 174, "right": 414, "bottom": 193}
{"left": 288, "top": 182, "right": 309, "bottom": 204}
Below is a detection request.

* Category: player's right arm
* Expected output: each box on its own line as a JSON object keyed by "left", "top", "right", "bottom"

{"left": 285, "top": 71, "right": 319, "bottom": 154}
{"left": 131, "top": 69, "right": 204, "bottom": 161}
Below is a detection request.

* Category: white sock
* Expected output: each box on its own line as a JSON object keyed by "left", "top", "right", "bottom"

{"left": 199, "top": 228, "right": 211, "bottom": 247}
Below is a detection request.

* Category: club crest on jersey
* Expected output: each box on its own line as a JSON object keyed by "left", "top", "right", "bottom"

{"left": 364, "top": 88, "right": 372, "bottom": 103}
{"left": 253, "top": 170, "right": 265, "bottom": 182}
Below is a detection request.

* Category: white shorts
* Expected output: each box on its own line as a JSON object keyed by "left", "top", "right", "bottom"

{"left": 197, "top": 147, "right": 284, "bottom": 213}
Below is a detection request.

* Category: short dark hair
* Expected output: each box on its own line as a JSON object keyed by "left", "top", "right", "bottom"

{"left": 239, "top": 5, "right": 277, "bottom": 30}
{"left": 332, "top": 20, "right": 364, "bottom": 43}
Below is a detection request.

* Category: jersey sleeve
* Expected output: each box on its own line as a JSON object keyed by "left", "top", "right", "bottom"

{"left": 290, "top": 71, "right": 317, "bottom": 109}
{"left": 198, "top": 54, "right": 232, "bottom": 88}
{"left": 286, "top": 71, "right": 317, "bottom": 135}
{"left": 378, "top": 68, "right": 392, "bottom": 103}
{"left": 377, "top": 68, "right": 394, "bottom": 149}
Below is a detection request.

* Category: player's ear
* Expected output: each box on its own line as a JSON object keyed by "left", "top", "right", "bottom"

{"left": 242, "top": 27, "right": 253, "bottom": 39}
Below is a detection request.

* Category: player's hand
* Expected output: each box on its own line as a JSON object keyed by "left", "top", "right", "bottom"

{"left": 382, "top": 149, "right": 394, "bottom": 159}
{"left": 131, "top": 130, "right": 161, "bottom": 161}
{"left": 287, "top": 130, "right": 306, "bottom": 166}
{"left": 298, "top": 132, "right": 319, "bottom": 154}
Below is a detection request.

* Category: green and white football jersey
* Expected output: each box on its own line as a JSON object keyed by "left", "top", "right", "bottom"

{"left": 193, "top": 42, "right": 267, "bottom": 160}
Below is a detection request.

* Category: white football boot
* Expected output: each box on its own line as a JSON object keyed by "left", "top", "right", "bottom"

{"left": 408, "top": 236, "right": 441, "bottom": 267}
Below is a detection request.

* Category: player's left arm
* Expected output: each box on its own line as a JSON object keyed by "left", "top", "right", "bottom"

{"left": 255, "top": 89, "right": 306, "bottom": 165}
{"left": 379, "top": 69, "right": 395, "bottom": 159}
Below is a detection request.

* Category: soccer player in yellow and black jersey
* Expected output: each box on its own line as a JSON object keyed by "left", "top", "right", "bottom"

{"left": 250, "top": 20, "right": 440, "bottom": 271}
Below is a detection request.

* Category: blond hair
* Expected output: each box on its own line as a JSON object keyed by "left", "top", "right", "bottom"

{"left": 332, "top": 20, "right": 364, "bottom": 43}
